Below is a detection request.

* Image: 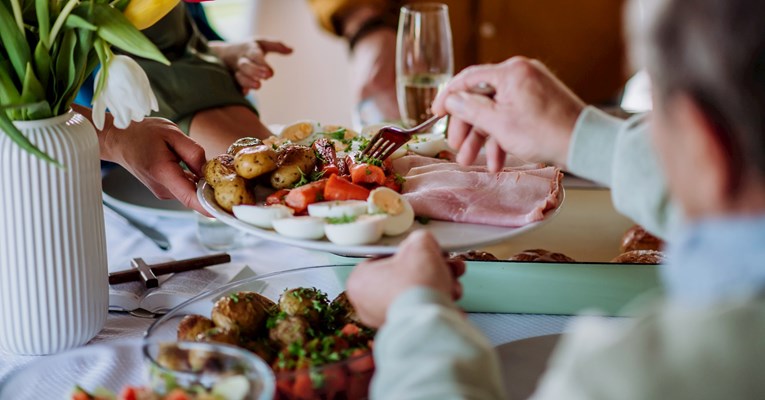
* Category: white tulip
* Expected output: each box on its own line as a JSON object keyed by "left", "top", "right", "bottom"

{"left": 92, "top": 55, "right": 159, "bottom": 130}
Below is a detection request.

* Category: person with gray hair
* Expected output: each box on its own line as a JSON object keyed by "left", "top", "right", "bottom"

{"left": 344, "top": 0, "right": 765, "bottom": 398}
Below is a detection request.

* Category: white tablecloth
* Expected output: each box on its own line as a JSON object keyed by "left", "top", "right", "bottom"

{"left": 0, "top": 204, "right": 571, "bottom": 384}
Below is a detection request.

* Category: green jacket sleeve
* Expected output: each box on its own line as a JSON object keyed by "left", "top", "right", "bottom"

{"left": 567, "top": 106, "right": 682, "bottom": 238}
{"left": 371, "top": 287, "right": 506, "bottom": 400}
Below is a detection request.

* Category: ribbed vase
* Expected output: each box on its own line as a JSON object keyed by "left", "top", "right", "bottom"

{"left": 0, "top": 111, "right": 108, "bottom": 355}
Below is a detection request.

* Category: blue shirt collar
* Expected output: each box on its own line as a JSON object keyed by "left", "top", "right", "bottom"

{"left": 662, "top": 215, "right": 765, "bottom": 306}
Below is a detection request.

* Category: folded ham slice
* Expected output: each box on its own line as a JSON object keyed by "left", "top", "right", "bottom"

{"left": 394, "top": 155, "right": 562, "bottom": 227}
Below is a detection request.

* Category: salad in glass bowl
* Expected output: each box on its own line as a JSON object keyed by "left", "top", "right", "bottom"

{"left": 145, "top": 265, "right": 376, "bottom": 400}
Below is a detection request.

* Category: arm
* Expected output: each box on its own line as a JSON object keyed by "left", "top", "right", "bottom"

{"left": 346, "top": 231, "right": 506, "bottom": 399}
{"left": 568, "top": 107, "right": 681, "bottom": 237}
{"left": 306, "top": 0, "right": 400, "bottom": 122}
{"left": 74, "top": 104, "right": 208, "bottom": 214}
{"left": 372, "top": 288, "right": 505, "bottom": 400}
{"left": 432, "top": 58, "right": 680, "bottom": 238}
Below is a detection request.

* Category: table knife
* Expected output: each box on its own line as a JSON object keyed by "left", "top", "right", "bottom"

{"left": 103, "top": 201, "right": 172, "bottom": 251}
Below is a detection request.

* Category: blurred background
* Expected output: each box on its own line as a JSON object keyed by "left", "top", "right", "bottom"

{"left": 203, "top": 0, "right": 355, "bottom": 127}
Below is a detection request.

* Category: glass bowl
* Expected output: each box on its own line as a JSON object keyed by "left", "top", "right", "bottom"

{"left": 0, "top": 340, "right": 275, "bottom": 400}
{"left": 145, "top": 264, "right": 376, "bottom": 400}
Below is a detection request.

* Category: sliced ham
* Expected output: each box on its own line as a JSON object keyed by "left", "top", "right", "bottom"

{"left": 393, "top": 154, "right": 543, "bottom": 175}
{"left": 400, "top": 159, "right": 562, "bottom": 227}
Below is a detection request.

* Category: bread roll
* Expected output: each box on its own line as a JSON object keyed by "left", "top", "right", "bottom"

{"left": 620, "top": 225, "right": 664, "bottom": 253}
{"left": 611, "top": 250, "right": 666, "bottom": 264}
{"left": 450, "top": 250, "right": 498, "bottom": 262}
{"left": 509, "top": 249, "right": 576, "bottom": 263}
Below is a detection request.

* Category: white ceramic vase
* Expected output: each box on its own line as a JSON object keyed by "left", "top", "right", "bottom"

{"left": 0, "top": 111, "right": 108, "bottom": 355}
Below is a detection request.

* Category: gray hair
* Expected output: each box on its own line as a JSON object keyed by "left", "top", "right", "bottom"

{"left": 629, "top": 0, "right": 765, "bottom": 178}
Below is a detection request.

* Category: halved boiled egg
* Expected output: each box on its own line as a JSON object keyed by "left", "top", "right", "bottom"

{"left": 407, "top": 133, "right": 450, "bottom": 157}
{"left": 367, "top": 187, "right": 415, "bottom": 236}
{"left": 233, "top": 204, "right": 294, "bottom": 229}
{"left": 324, "top": 214, "right": 387, "bottom": 245}
{"left": 280, "top": 121, "right": 320, "bottom": 144}
{"left": 272, "top": 216, "right": 325, "bottom": 240}
{"left": 307, "top": 200, "right": 368, "bottom": 219}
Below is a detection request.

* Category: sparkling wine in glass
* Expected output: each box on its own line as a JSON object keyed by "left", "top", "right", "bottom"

{"left": 396, "top": 3, "right": 454, "bottom": 131}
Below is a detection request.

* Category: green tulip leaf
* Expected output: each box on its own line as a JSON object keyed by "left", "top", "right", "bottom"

{"left": 87, "top": 3, "right": 170, "bottom": 65}
{"left": 0, "top": 1, "right": 32, "bottom": 80}
{"left": 33, "top": 40, "right": 51, "bottom": 89}
{"left": 53, "top": 29, "right": 77, "bottom": 114}
{"left": 0, "top": 105, "right": 61, "bottom": 167}
{"left": 36, "top": 0, "right": 50, "bottom": 48}
{"left": 66, "top": 14, "right": 98, "bottom": 31}
{"left": 0, "top": 63, "right": 21, "bottom": 105}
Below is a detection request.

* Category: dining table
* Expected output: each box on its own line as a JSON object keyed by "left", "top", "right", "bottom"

{"left": 0, "top": 173, "right": 639, "bottom": 394}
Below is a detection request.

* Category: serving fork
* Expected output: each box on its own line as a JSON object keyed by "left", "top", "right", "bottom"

{"left": 360, "top": 82, "right": 497, "bottom": 161}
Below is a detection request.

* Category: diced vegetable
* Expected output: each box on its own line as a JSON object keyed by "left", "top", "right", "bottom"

{"left": 350, "top": 163, "right": 386, "bottom": 186}
{"left": 324, "top": 175, "right": 370, "bottom": 202}
{"left": 348, "top": 349, "right": 375, "bottom": 373}
{"left": 266, "top": 189, "right": 291, "bottom": 205}
{"left": 285, "top": 179, "right": 327, "bottom": 214}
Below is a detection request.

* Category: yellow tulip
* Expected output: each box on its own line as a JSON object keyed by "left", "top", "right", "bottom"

{"left": 123, "top": 0, "right": 181, "bottom": 30}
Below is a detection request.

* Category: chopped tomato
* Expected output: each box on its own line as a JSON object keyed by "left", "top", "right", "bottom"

{"left": 71, "top": 389, "right": 91, "bottom": 400}
{"left": 382, "top": 175, "right": 403, "bottom": 193}
{"left": 321, "top": 164, "right": 340, "bottom": 177}
{"left": 165, "top": 389, "right": 190, "bottom": 400}
{"left": 340, "top": 323, "right": 361, "bottom": 336}
{"left": 350, "top": 163, "right": 386, "bottom": 186}
{"left": 348, "top": 349, "right": 375, "bottom": 373}
{"left": 292, "top": 370, "right": 316, "bottom": 399}
{"left": 435, "top": 150, "right": 456, "bottom": 161}
{"left": 324, "top": 174, "right": 370, "bottom": 201}
{"left": 285, "top": 179, "right": 327, "bottom": 214}
{"left": 322, "top": 364, "right": 349, "bottom": 398}
{"left": 266, "top": 189, "right": 291, "bottom": 205}
{"left": 119, "top": 386, "right": 137, "bottom": 400}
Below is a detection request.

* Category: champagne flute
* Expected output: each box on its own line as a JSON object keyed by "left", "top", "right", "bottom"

{"left": 396, "top": 3, "right": 454, "bottom": 131}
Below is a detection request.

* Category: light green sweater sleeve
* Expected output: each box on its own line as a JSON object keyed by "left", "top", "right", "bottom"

{"left": 567, "top": 106, "right": 682, "bottom": 238}
{"left": 371, "top": 287, "right": 506, "bottom": 400}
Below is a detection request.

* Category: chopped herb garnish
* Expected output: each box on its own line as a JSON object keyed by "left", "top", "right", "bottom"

{"left": 415, "top": 216, "right": 431, "bottom": 225}
{"left": 229, "top": 293, "right": 240, "bottom": 303}
{"left": 311, "top": 170, "right": 326, "bottom": 181}
{"left": 292, "top": 168, "right": 310, "bottom": 188}
{"left": 394, "top": 173, "right": 407, "bottom": 185}
{"left": 326, "top": 215, "right": 358, "bottom": 224}
{"left": 326, "top": 127, "right": 347, "bottom": 141}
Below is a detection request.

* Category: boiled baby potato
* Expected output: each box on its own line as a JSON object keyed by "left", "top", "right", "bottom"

{"left": 214, "top": 176, "right": 256, "bottom": 212}
{"left": 269, "top": 315, "right": 310, "bottom": 348}
{"left": 211, "top": 291, "right": 272, "bottom": 335}
{"left": 177, "top": 314, "right": 216, "bottom": 341}
{"left": 278, "top": 287, "right": 327, "bottom": 325}
{"left": 270, "top": 145, "right": 317, "bottom": 189}
{"left": 234, "top": 145, "right": 278, "bottom": 179}
{"left": 227, "top": 137, "right": 262, "bottom": 156}
{"left": 202, "top": 154, "right": 236, "bottom": 188}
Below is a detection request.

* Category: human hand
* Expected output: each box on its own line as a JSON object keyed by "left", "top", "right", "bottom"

{"left": 100, "top": 117, "right": 209, "bottom": 214}
{"left": 346, "top": 231, "right": 466, "bottom": 328}
{"left": 351, "top": 29, "right": 400, "bottom": 123}
{"left": 432, "top": 57, "right": 586, "bottom": 171}
{"left": 211, "top": 39, "right": 293, "bottom": 91}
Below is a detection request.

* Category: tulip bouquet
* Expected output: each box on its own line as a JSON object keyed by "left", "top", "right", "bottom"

{"left": 0, "top": 0, "right": 191, "bottom": 164}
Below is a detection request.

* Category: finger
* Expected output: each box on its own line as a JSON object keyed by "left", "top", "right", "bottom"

{"left": 445, "top": 115, "right": 472, "bottom": 150}
{"left": 255, "top": 40, "right": 293, "bottom": 55}
{"left": 446, "top": 259, "right": 466, "bottom": 278}
{"left": 452, "top": 281, "right": 463, "bottom": 301}
{"left": 485, "top": 137, "right": 506, "bottom": 172}
{"left": 235, "top": 71, "right": 262, "bottom": 90}
{"left": 456, "top": 129, "right": 486, "bottom": 166}
{"left": 161, "top": 128, "right": 207, "bottom": 176}
{"left": 433, "top": 63, "right": 504, "bottom": 112}
{"left": 152, "top": 161, "right": 207, "bottom": 214}
{"left": 445, "top": 92, "right": 498, "bottom": 134}
{"left": 238, "top": 57, "right": 273, "bottom": 79}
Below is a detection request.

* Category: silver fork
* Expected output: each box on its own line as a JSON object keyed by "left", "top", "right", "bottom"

{"left": 360, "top": 82, "right": 497, "bottom": 161}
